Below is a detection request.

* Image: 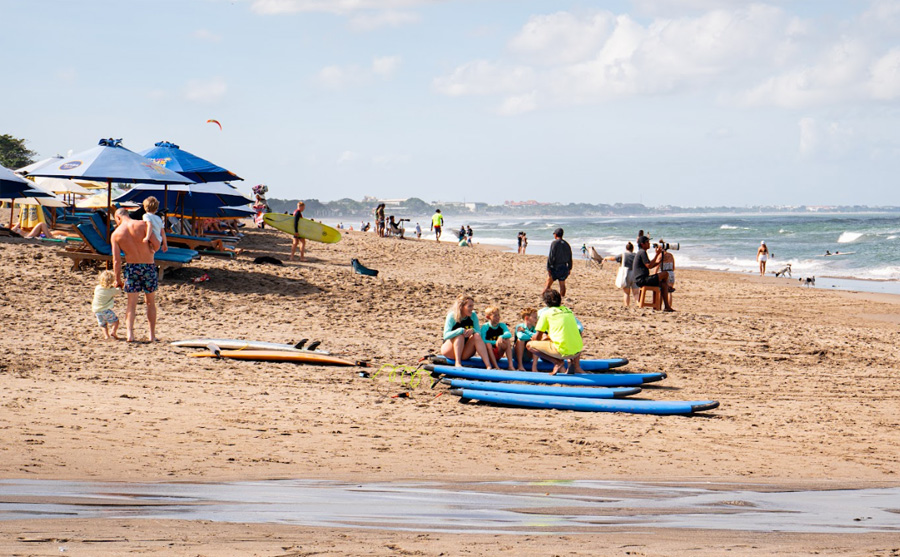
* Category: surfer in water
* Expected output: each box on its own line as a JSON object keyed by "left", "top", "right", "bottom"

{"left": 441, "top": 294, "right": 496, "bottom": 369}
{"left": 291, "top": 201, "right": 306, "bottom": 262}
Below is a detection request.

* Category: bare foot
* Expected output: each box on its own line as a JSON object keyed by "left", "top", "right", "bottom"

{"left": 550, "top": 364, "right": 564, "bottom": 375}
{"left": 516, "top": 367, "right": 526, "bottom": 372}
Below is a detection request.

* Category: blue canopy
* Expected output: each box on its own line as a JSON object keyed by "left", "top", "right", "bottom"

{"left": 27, "top": 138, "right": 195, "bottom": 185}
{"left": 1, "top": 164, "right": 54, "bottom": 199}
{"left": 140, "top": 141, "right": 242, "bottom": 183}
{"left": 114, "top": 182, "right": 252, "bottom": 213}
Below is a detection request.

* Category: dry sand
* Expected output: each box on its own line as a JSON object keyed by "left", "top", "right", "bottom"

{"left": 1, "top": 218, "right": 899, "bottom": 555}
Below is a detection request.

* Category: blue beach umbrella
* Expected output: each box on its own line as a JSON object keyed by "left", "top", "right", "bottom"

{"left": 1, "top": 164, "right": 54, "bottom": 226}
{"left": 115, "top": 182, "right": 252, "bottom": 211}
{"left": 140, "top": 141, "right": 242, "bottom": 184}
{"left": 27, "top": 138, "right": 194, "bottom": 239}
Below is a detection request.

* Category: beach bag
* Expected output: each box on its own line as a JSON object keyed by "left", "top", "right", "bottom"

{"left": 614, "top": 253, "right": 628, "bottom": 288}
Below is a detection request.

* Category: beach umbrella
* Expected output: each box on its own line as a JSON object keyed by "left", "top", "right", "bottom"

{"left": 115, "top": 182, "right": 252, "bottom": 211}
{"left": 30, "top": 177, "right": 91, "bottom": 195}
{"left": 1, "top": 164, "right": 55, "bottom": 226}
{"left": 77, "top": 187, "right": 134, "bottom": 209}
{"left": 27, "top": 138, "right": 194, "bottom": 239}
{"left": 15, "top": 155, "right": 64, "bottom": 176}
{"left": 140, "top": 141, "right": 242, "bottom": 183}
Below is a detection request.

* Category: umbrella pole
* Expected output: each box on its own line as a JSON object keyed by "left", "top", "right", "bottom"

{"left": 163, "top": 184, "right": 169, "bottom": 232}
{"left": 106, "top": 179, "right": 112, "bottom": 242}
{"left": 9, "top": 200, "right": 14, "bottom": 228}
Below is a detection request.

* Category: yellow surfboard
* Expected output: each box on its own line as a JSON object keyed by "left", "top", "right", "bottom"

{"left": 263, "top": 213, "right": 342, "bottom": 244}
{"left": 191, "top": 349, "right": 356, "bottom": 366}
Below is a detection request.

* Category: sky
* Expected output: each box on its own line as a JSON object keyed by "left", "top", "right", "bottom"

{"left": 2, "top": 0, "right": 900, "bottom": 207}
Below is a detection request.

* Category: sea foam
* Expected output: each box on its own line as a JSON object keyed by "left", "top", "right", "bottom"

{"left": 838, "top": 231, "right": 864, "bottom": 243}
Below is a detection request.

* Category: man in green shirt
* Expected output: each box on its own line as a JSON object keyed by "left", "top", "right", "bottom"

{"left": 526, "top": 289, "right": 583, "bottom": 375}
{"left": 431, "top": 209, "right": 444, "bottom": 242}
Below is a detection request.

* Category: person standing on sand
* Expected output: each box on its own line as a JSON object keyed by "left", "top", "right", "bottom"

{"left": 431, "top": 209, "right": 443, "bottom": 241}
{"left": 291, "top": 201, "right": 306, "bottom": 261}
{"left": 544, "top": 228, "right": 572, "bottom": 297}
{"left": 111, "top": 208, "right": 159, "bottom": 342}
{"left": 757, "top": 241, "right": 769, "bottom": 276}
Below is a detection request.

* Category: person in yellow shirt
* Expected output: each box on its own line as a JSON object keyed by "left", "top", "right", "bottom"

{"left": 526, "top": 289, "right": 583, "bottom": 375}
{"left": 431, "top": 209, "right": 444, "bottom": 242}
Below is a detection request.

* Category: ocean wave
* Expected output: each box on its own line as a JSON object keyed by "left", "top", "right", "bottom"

{"left": 838, "top": 231, "right": 864, "bottom": 243}
{"left": 720, "top": 224, "right": 739, "bottom": 230}
{"left": 887, "top": 235, "right": 897, "bottom": 240}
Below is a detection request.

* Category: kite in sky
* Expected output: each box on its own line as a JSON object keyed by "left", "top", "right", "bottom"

{"left": 207, "top": 119, "right": 222, "bottom": 131}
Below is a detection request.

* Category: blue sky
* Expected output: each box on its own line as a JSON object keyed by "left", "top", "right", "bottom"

{"left": 2, "top": 0, "right": 899, "bottom": 206}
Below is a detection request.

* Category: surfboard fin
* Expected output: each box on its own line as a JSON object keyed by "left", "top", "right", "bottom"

{"left": 294, "top": 339, "right": 308, "bottom": 350}
{"left": 206, "top": 342, "right": 222, "bottom": 358}
{"left": 430, "top": 373, "right": 445, "bottom": 389}
{"left": 307, "top": 340, "right": 322, "bottom": 351}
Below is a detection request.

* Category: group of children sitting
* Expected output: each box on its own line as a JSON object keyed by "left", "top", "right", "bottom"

{"left": 441, "top": 289, "right": 584, "bottom": 375}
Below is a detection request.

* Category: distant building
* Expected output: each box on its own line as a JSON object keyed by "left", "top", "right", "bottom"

{"left": 431, "top": 201, "right": 485, "bottom": 212}
{"left": 504, "top": 200, "right": 549, "bottom": 207}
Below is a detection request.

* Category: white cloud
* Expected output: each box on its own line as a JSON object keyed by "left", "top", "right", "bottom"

{"left": 183, "top": 77, "right": 227, "bottom": 102}
{"left": 349, "top": 10, "right": 420, "bottom": 30}
{"left": 192, "top": 28, "right": 222, "bottom": 42}
{"left": 868, "top": 47, "right": 900, "bottom": 100}
{"left": 372, "top": 56, "right": 401, "bottom": 77}
{"left": 798, "top": 117, "right": 818, "bottom": 157}
{"left": 315, "top": 56, "right": 401, "bottom": 89}
{"left": 435, "top": 5, "right": 900, "bottom": 113}
{"left": 433, "top": 60, "right": 535, "bottom": 96}
{"left": 250, "top": 0, "right": 437, "bottom": 29}
{"left": 337, "top": 150, "right": 358, "bottom": 164}
{"left": 497, "top": 92, "right": 537, "bottom": 116}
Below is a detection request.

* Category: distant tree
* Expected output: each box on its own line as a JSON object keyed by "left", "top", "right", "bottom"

{"left": 0, "top": 134, "right": 37, "bottom": 169}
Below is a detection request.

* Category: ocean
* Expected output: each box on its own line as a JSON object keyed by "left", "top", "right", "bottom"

{"left": 425, "top": 213, "right": 900, "bottom": 293}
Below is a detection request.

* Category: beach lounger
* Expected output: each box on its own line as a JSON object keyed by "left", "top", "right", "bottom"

{"left": 165, "top": 232, "right": 240, "bottom": 258}
{"left": 60, "top": 223, "right": 198, "bottom": 279}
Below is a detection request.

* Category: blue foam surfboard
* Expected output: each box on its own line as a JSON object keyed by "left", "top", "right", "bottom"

{"left": 450, "top": 388, "right": 719, "bottom": 415}
{"left": 433, "top": 356, "right": 629, "bottom": 371}
{"left": 443, "top": 378, "right": 640, "bottom": 399}
{"left": 425, "top": 365, "right": 665, "bottom": 387}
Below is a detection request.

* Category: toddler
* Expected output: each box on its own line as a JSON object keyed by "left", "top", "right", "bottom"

{"left": 142, "top": 196, "right": 167, "bottom": 252}
{"left": 480, "top": 306, "right": 514, "bottom": 370}
{"left": 514, "top": 308, "right": 538, "bottom": 371}
{"left": 92, "top": 270, "right": 120, "bottom": 339}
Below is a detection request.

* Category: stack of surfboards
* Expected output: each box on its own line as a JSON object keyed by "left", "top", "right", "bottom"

{"left": 425, "top": 356, "right": 718, "bottom": 416}
{"left": 172, "top": 339, "right": 358, "bottom": 366}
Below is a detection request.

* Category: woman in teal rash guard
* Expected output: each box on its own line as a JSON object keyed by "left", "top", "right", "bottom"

{"left": 441, "top": 293, "right": 497, "bottom": 368}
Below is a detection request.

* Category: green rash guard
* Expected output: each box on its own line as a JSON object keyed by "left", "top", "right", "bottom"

{"left": 535, "top": 305, "right": 583, "bottom": 357}
{"left": 514, "top": 323, "right": 536, "bottom": 342}
{"left": 480, "top": 322, "right": 512, "bottom": 345}
{"left": 443, "top": 311, "right": 480, "bottom": 341}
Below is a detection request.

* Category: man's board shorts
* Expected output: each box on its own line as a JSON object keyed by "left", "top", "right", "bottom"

{"left": 433, "top": 225, "right": 442, "bottom": 233}
{"left": 634, "top": 273, "right": 662, "bottom": 288}
{"left": 549, "top": 264, "right": 570, "bottom": 281}
{"left": 123, "top": 263, "right": 159, "bottom": 294}
{"left": 527, "top": 339, "right": 580, "bottom": 360}
{"left": 94, "top": 309, "right": 118, "bottom": 327}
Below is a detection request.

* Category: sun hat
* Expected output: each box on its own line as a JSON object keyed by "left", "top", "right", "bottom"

{"left": 761, "top": 240, "right": 766, "bottom": 245}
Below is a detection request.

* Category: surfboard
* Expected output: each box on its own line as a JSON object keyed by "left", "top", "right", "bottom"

{"left": 171, "top": 338, "right": 329, "bottom": 354}
{"left": 819, "top": 252, "right": 855, "bottom": 257}
{"left": 442, "top": 378, "right": 640, "bottom": 399}
{"left": 191, "top": 349, "right": 356, "bottom": 365}
{"left": 425, "top": 365, "right": 665, "bottom": 387}
{"left": 263, "top": 213, "right": 342, "bottom": 243}
{"left": 450, "top": 388, "right": 719, "bottom": 415}
{"left": 432, "top": 356, "right": 629, "bottom": 372}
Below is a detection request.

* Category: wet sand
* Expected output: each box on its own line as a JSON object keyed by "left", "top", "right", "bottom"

{"left": 1, "top": 217, "right": 899, "bottom": 555}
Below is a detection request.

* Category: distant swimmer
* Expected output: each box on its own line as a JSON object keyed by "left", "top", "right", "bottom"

{"left": 825, "top": 250, "right": 832, "bottom": 256}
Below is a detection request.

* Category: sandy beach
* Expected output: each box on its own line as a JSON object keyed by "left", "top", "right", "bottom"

{"left": 1, "top": 218, "right": 899, "bottom": 555}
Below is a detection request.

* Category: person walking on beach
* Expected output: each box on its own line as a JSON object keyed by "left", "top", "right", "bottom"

{"left": 431, "top": 209, "right": 443, "bottom": 242}
{"left": 374, "top": 203, "right": 386, "bottom": 237}
{"left": 632, "top": 235, "right": 674, "bottom": 312}
{"left": 757, "top": 241, "right": 769, "bottom": 276}
{"left": 415, "top": 222, "right": 422, "bottom": 239}
{"left": 111, "top": 208, "right": 159, "bottom": 342}
{"left": 544, "top": 228, "right": 572, "bottom": 297}
{"left": 291, "top": 201, "right": 307, "bottom": 261}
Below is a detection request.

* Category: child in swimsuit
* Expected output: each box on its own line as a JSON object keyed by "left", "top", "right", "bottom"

{"left": 514, "top": 307, "right": 538, "bottom": 371}
{"left": 142, "top": 196, "right": 167, "bottom": 253}
{"left": 480, "top": 306, "right": 514, "bottom": 370}
{"left": 92, "top": 270, "right": 120, "bottom": 340}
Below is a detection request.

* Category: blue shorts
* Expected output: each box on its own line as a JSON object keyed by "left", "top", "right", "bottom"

{"left": 123, "top": 263, "right": 158, "bottom": 294}
{"left": 95, "top": 309, "right": 118, "bottom": 327}
{"left": 549, "top": 264, "right": 570, "bottom": 281}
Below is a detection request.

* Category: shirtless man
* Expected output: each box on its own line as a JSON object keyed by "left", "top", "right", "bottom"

{"left": 111, "top": 208, "right": 159, "bottom": 342}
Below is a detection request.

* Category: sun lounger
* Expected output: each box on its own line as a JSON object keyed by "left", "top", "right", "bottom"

{"left": 165, "top": 232, "right": 240, "bottom": 258}
{"left": 60, "top": 223, "right": 198, "bottom": 279}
